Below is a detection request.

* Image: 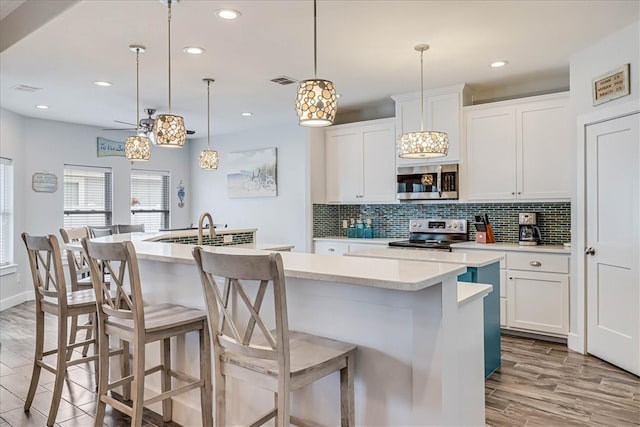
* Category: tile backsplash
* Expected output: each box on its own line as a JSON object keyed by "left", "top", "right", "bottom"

{"left": 313, "top": 202, "right": 571, "bottom": 245}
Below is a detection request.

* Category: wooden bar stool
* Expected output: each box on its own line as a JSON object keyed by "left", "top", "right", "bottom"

{"left": 116, "top": 224, "right": 145, "bottom": 233}
{"left": 82, "top": 238, "right": 213, "bottom": 427}
{"left": 192, "top": 248, "right": 357, "bottom": 427}
{"left": 21, "top": 233, "right": 103, "bottom": 427}
{"left": 89, "top": 225, "right": 116, "bottom": 238}
{"left": 59, "top": 226, "right": 95, "bottom": 359}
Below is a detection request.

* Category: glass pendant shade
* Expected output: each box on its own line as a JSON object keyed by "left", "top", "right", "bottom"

{"left": 397, "top": 130, "right": 449, "bottom": 158}
{"left": 199, "top": 149, "right": 219, "bottom": 170}
{"left": 295, "top": 78, "right": 337, "bottom": 127}
{"left": 125, "top": 135, "right": 151, "bottom": 161}
{"left": 154, "top": 114, "right": 186, "bottom": 147}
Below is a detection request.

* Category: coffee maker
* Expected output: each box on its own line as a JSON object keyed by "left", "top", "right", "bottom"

{"left": 519, "top": 212, "right": 541, "bottom": 246}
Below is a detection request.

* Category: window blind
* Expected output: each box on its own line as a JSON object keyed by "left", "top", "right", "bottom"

{"left": 64, "top": 165, "right": 112, "bottom": 228}
{"left": 0, "top": 158, "right": 13, "bottom": 265}
{"left": 131, "top": 169, "right": 170, "bottom": 231}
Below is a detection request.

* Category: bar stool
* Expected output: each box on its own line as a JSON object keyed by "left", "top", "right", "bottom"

{"left": 192, "top": 248, "right": 357, "bottom": 427}
{"left": 89, "top": 225, "right": 116, "bottom": 238}
{"left": 59, "top": 226, "right": 95, "bottom": 358}
{"left": 82, "top": 238, "right": 213, "bottom": 427}
{"left": 21, "top": 233, "right": 102, "bottom": 427}
{"left": 117, "top": 224, "right": 145, "bottom": 233}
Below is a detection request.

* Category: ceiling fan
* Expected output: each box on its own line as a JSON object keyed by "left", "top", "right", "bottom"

{"left": 104, "top": 108, "right": 195, "bottom": 143}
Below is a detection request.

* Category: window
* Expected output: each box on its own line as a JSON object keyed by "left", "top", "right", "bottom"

{"left": 64, "top": 165, "right": 112, "bottom": 228}
{"left": 131, "top": 170, "right": 170, "bottom": 231}
{"left": 0, "top": 158, "right": 13, "bottom": 266}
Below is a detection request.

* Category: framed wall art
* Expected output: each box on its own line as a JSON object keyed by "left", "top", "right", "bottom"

{"left": 227, "top": 147, "right": 277, "bottom": 198}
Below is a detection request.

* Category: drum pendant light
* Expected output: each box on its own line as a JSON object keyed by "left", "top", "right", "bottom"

{"left": 294, "top": 0, "right": 337, "bottom": 127}
{"left": 125, "top": 45, "right": 151, "bottom": 162}
{"left": 397, "top": 44, "right": 449, "bottom": 158}
{"left": 199, "top": 78, "right": 219, "bottom": 170}
{"left": 154, "top": 0, "right": 187, "bottom": 147}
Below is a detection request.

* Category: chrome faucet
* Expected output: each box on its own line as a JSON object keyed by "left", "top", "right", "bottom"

{"left": 197, "top": 212, "right": 216, "bottom": 245}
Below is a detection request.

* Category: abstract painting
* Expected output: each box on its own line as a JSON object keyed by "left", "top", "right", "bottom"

{"left": 227, "top": 147, "right": 277, "bottom": 198}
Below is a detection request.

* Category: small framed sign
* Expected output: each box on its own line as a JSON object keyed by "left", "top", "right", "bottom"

{"left": 592, "top": 63, "right": 631, "bottom": 106}
{"left": 32, "top": 172, "right": 58, "bottom": 193}
{"left": 97, "top": 137, "right": 125, "bottom": 157}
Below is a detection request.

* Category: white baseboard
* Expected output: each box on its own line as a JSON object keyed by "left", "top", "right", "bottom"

{"left": 567, "top": 332, "right": 585, "bottom": 354}
{"left": 0, "top": 291, "right": 34, "bottom": 312}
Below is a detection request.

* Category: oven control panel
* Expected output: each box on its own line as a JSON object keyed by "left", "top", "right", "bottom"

{"left": 409, "top": 219, "right": 467, "bottom": 234}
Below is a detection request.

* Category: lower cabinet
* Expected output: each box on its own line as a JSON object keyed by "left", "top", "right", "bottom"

{"left": 453, "top": 245, "right": 570, "bottom": 337}
{"left": 313, "top": 240, "right": 388, "bottom": 255}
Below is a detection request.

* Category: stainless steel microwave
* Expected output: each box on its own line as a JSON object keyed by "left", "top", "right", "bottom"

{"left": 396, "top": 164, "right": 459, "bottom": 201}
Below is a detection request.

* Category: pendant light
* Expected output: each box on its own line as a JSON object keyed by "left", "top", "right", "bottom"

{"left": 199, "top": 78, "right": 219, "bottom": 170}
{"left": 125, "top": 45, "right": 151, "bottom": 162}
{"left": 294, "top": 0, "right": 337, "bottom": 127}
{"left": 154, "top": 0, "right": 187, "bottom": 147}
{"left": 397, "top": 44, "right": 449, "bottom": 158}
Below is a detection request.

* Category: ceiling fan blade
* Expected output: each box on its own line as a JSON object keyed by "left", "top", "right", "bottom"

{"left": 114, "top": 119, "right": 136, "bottom": 126}
{"left": 103, "top": 127, "right": 136, "bottom": 131}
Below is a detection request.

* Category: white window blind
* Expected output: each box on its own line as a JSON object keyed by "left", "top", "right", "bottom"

{"left": 64, "top": 165, "right": 112, "bottom": 228}
{"left": 0, "top": 158, "right": 14, "bottom": 265}
{"left": 131, "top": 169, "right": 170, "bottom": 231}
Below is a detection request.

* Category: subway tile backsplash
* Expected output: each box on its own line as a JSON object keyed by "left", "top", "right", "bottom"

{"left": 157, "top": 231, "right": 254, "bottom": 246}
{"left": 313, "top": 202, "right": 571, "bottom": 245}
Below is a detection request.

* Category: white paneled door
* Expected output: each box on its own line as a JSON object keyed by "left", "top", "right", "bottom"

{"left": 586, "top": 112, "right": 639, "bottom": 376}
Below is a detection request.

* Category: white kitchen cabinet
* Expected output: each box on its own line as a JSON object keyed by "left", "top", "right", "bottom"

{"left": 325, "top": 118, "right": 396, "bottom": 203}
{"left": 464, "top": 92, "right": 570, "bottom": 201}
{"left": 392, "top": 84, "right": 470, "bottom": 167}
{"left": 452, "top": 243, "right": 570, "bottom": 337}
{"left": 314, "top": 241, "right": 349, "bottom": 255}
{"left": 314, "top": 239, "right": 392, "bottom": 255}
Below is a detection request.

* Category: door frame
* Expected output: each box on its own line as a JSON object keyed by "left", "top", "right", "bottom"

{"left": 572, "top": 99, "right": 640, "bottom": 354}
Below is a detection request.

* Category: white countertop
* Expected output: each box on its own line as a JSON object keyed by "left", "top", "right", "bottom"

{"left": 70, "top": 234, "right": 465, "bottom": 292}
{"left": 451, "top": 241, "right": 571, "bottom": 254}
{"left": 457, "top": 282, "right": 493, "bottom": 307}
{"left": 346, "top": 247, "right": 503, "bottom": 267}
{"left": 313, "top": 237, "right": 399, "bottom": 245}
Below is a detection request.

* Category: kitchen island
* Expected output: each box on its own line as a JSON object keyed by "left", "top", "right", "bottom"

{"left": 76, "top": 234, "right": 488, "bottom": 426}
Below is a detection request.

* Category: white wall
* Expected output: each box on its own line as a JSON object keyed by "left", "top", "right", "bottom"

{"left": 189, "top": 123, "right": 310, "bottom": 253}
{"left": 0, "top": 109, "right": 193, "bottom": 309}
{"left": 568, "top": 20, "right": 640, "bottom": 352}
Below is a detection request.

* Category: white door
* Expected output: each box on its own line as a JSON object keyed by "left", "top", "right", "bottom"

{"left": 586, "top": 112, "right": 640, "bottom": 375}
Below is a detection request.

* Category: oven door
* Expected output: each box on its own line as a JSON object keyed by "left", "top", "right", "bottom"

{"left": 397, "top": 164, "right": 458, "bottom": 201}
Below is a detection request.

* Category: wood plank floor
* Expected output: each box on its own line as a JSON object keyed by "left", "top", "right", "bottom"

{"left": 1, "top": 301, "right": 639, "bottom": 426}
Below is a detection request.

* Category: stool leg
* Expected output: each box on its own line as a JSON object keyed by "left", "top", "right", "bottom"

{"left": 46, "top": 313, "right": 69, "bottom": 426}
{"left": 160, "top": 337, "right": 172, "bottom": 423}
{"left": 200, "top": 325, "right": 213, "bottom": 427}
{"left": 67, "top": 314, "right": 79, "bottom": 361}
{"left": 340, "top": 354, "right": 355, "bottom": 427}
{"left": 214, "top": 363, "right": 226, "bottom": 427}
{"left": 131, "top": 338, "right": 146, "bottom": 427}
{"left": 94, "top": 321, "right": 110, "bottom": 426}
{"left": 81, "top": 313, "right": 93, "bottom": 357}
{"left": 121, "top": 340, "right": 131, "bottom": 401}
{"left": 24, "top": 308, "right": 44, "bottom": 412}
{"left": 275, "top": 376, "right": 290, "bottom": 427}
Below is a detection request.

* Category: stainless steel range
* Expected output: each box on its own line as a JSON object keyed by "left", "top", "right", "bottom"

{"left": 388, "top": 219, "right": 468, "bottom": 252}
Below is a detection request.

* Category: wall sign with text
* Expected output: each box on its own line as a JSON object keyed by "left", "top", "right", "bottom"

{"left": 97, "top": 137, "right": 125, "bottom": 157}
{"left": 32, "top": 172, "right": 58, "bottom": 193}
{"left": 592, "top": 63, "right": 631, "bottom": 106}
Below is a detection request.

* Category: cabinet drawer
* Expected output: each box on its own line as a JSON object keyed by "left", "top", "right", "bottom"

{"left": 508, "top": 252, "right": 569, "bottom": 274}
{"left": 500, "top": 298, "right": 506, "bottom": 327}
{"left": 314, "top": 241, "right": 349, "bottom": 256}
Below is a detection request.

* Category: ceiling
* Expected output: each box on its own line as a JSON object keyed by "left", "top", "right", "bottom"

{"left": 1, "top": 0, "right": 638, "bottom": 139}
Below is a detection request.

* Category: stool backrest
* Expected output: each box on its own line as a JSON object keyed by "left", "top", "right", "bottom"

{"left": 89, "top": 225, "right": 115, "bottom": 238}
{"left": 59, "top": 227, "right": 91, "bottom": 291}
{"left": 81, "top": 239, "right": 144, "bottom": 330}
{"left": 22, "top": 233, "right": 67, "bottom": 305}
{"left": 193, "top": 248, "right": 289, "bottom": 365}
{"left": 117, "top": 224, "right": 145, "bottom": 233}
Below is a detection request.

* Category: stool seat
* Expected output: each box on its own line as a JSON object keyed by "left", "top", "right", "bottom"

{"left": 105, "top": 303, "right": 207, "bottom": 335}
{"left": 41, "top": 289, "right": 97, "bottom": 310}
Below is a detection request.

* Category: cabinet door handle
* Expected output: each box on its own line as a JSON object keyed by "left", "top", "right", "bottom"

{"left": 529, "top": 261, "right": 542, "bottom": 267}
{"left": 328, "top": 248, "right": 335, "bottom": 252}
{"left": 511, "top": 192, "right": 515, "bottom": 195}
{"left": 585, "top": 247, "right": 596, "bottom": 256}
{"left": 518, "top": 192, "right": 522, "bottom": 195}
{"left": 509, "top": 277, "right": 513, "bottom": 280}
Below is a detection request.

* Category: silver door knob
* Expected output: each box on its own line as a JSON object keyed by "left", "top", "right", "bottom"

{"left": 585, "top": 247, "right": 596, "bottom": 256}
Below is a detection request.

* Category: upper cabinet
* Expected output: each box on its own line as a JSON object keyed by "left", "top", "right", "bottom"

{"left": 392, "top": 84, "right": 471, "bottom": 167}
{"left": 464, "top": 93, "right": 571, "bottom": 201}
{"left": 325, "top": 118, "right": 396, "bottom": 203}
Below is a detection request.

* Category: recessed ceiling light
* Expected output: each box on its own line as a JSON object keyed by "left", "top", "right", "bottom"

{"left": 241, "top": 112, "right": 253, "bottom": 117}
{"left": 183, "top": 46, "right": 205, "bottom": 55}
{"left": 336, "top": 94, "right": 343, "bottom": 99}
{"left": 490, "top": 60, "right": 508, "bottom": 68}
{"left": 93, "top": 81, "right": 112, "bottom": 87}
{"left": 216, "top": 8, "right": 241, "bottom": 20}
{"left": 35, "top": 105, "right": 49, "bottom": 109}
